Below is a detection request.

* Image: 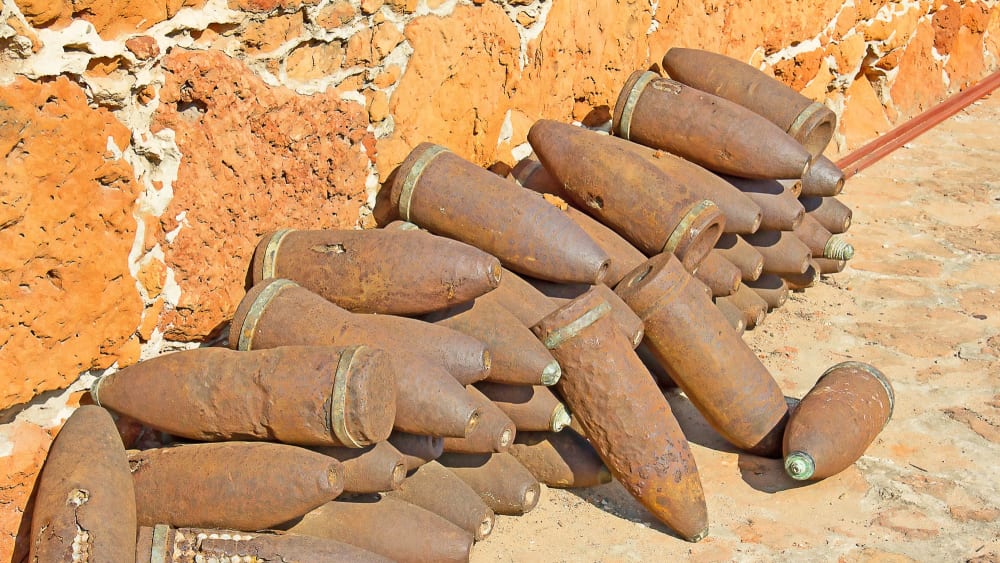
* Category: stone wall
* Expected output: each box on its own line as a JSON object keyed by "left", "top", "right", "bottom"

{"left": 0, "top": 0, "right": 997, "bottom": 558}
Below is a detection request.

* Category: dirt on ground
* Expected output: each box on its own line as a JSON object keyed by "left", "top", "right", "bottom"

{"left": 470, "top": 93, "right": 1000, "bottom": 562}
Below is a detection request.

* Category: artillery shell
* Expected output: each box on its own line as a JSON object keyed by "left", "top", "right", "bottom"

{"left": 390, "top": 352, "right": 483, "bottom": 438}
{"left": 29, "top": 406, "right": 136, "bottom": 563}
{"left": 129, "top": 442, "right": 343, "bottom": 530}
{"left": 284, "top": 496, "right": 474, "bottom": 563}
{"left": 782, "top": 258, "right": 821, "bottom": 291}
{"left": 474, "top": 382, "right": 571, "bottom": 432}
{"left": 511, "top": 155, "right": 571, "bottom": 201}
{"left": 528, "top": 119, "right": 725, "bottom": 270}
{"left": 714, "top": 298, "right": 747, "bottom": 334}
{"left": 438, "top": 452, "right": 542, "bottom": 516}
{"left": 136, "top": 524, "right": 389, "bottom": 562}
{"left": 794, "top": 214, "right": 855, "bottom": 260}
{"left": 313, "top": 441, "right": 407, "bottom": 493}
{"left": 801, "top": 155, "right": 845, "bottom": 197}
{"left": 388, "top": 432, "right": 444, "bottom": 471}
{"left": 388, "top": 142, "right": 610, "bottom": 284}
{"left": 717, "top": 282, "right": 769, "bottom": 329}
{"left": 616, "top": 254, "right": 788, "bottom": 457}
{"left": 478, "top": 267, "right": 559, "bottom": 328}
{"left": 93, "top": 345, "right": 395, "bottom": 447}
{"left": 560, "top": 203, "right": 648, "bottom": 287}
{"left": 779, "top": 178, "right": 803, "bottom": 198}
{"left": 714, "top": 233, "right": 765, "bottom": 282}
{"left": 509, "top": 429, "right": 612, "bottom": 488}
{"left": 528, "top": 280, "right": 645, "bottom": 349}
{"left": 694, "top": 250, "right": 742, "bottom": 297}
{"left": 721, "top": 175, "right": 805, "bottom": 231}
{"left": 784, "top": 362, "right": 894, "bottom": 480}
{"left": 442, "top": 386, "right": 517, "bottom": 454}
{"left": 745, "top": 273, "right": 790, "bottom": 309}
{"left": 532, "top": 287, "right": 709, "bottom": 541}
{"left": 800, "top": 195, "right": 852, "bottom": 234}
{"left": 662, "top": 47, "right": 836, "bottom": 157}
{"left": 249, "top": 228, "right": 501, "bottom": 316}
{"left": 814, "top": 257, "right": 848, "bottom": 274}
{"left": 387, "top": 461, "right": 496, "bottom": 541}
{"left": 426, "top": 298, "right": 562, "bottom": 386}
{"left": 742, "top": 230, "right": 813, "bottom": 276}
{"left": 612, "top": 70, "right": 812, "bottom": 179}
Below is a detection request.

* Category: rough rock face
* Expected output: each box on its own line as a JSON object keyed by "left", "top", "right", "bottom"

{"left": 0, "top": 76, "right": 144, "bottom": 410}
{"left": 0, "top": 422, "right": 53, "bottom": 561}
{"left": 890, "top": 19, "right": 947, "bottom": 117}
{"left": 152, "top": 50, "right": 370, "bottom": 341}
{"left": 15, "top": 0, "right": 209, "bottom": 37}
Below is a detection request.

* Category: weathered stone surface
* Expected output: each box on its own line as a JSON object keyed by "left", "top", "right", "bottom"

{"left": 314, "top": 0, "right": 355, "bottom": 28}
{"left": 769, "top": 47, "right": 825, "bottom": 91}
{"left": 0, "top": 421, "right": 53, "bottom": 562}
{"left": 987, "top": 6, "right": 1000, "bottom": 62}
{"left": 945, "top": 26, "right": 987, "bottom": 91}
{"left": 12, "top": 0, "right": 71, "bottom": 28}
{"left": 829, "top": 32, "right": 867, "bottom": 75}
{"left": 125, "top": 35, "right": 160, "bottom": 60}
{"left": 890, "top": 19, "right": 947, "bottom": 117}
{"left": 151, "top": 50, "right": 370, "bottom": 340}
{"left": 229, "top": 0, "right": 320, "bottom": 12}
{"left": 285, "top": 40, "right": 344, "bottom": 81}
{"left": 0, "top": 76, "right": 143, "bottom": 410}
{"left": 377, "top": 3, "right": 520, "bottom": 176}
{"left": 932, "top": 0, "right": 962, "bottom": 56}
{"left": 70, "top": 0, "right": 207, "bottom": 39}
{"left": 841, "top": 76, "right": 892, "bottom": 148}
{"left": 243, "top": 11, "right": 304, "bottom": 54}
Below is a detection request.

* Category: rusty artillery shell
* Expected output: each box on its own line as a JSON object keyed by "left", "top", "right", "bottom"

{"left": 714, "top": 233, "right": 765, "bottom": 282}
{"left": 801, "top": 154, "right": 845, "bottom": 197}
{"left": 794, "top": 213, "right": 855, "bottom": 261}
{"left": 29, "top": 406, "right": 136, "bottom": 563}
{"left": 721, "top": 175, "right": 805, "bottom": 231}
{"left": 528, "top": 119, "right": 725, "bottom": 270}
{"left": 478, "top": 267, "right": 559, "bottom": 327}
{"left": 745, "top": 273, "right": 790, "bottom": 309}
{"left": 389, "top": 142, "right": 610, "bottom": 284}
{"left": 800, "top": 195, "right": 852, "bottom": 234}
{"left": 249, "top": 228, "right": 501, "bottom": 316}
{"left": 742, "top": 230, "right": 812, "bottom": 276}
{"left": 559, "top": 202, "right": 649, "bottom": 286}
{"left": 717, "top": 282, "right": 769, "bottom": 329}
{"left": 527, "top": 280, "right": 645, "bottom": 349}
{"left": 814, "top": 257, "right": 847, "bottom": 274}
{"left": 511, "top": 154, "right": 571, "bottom": 201}
{"left": 136, "top": 524, "right": 390, "bottom": 562}
{"left": 784, "top": 362, "right": 894, "bottom": 481}
{"left": 313, "top": 441, "right": 407, "bottom": 493}
{"left": 531, "top": 287, "right": 709, "bottom": 541}
{"left": 612, "top": 70, "right": 813, "bottom": 179}
{"left": 284, "top": 496, "right": 474, "bottom": 563}
{"left": 616, "top": 254, "right": 788, "bottom": 457}
{"left": 376, "top": 351, "right": 481, "bottom": 438}
{"left": 473, "top": 382, "right": 571, "bottom": 432}
{"left": 782, "top": 258, "right": 821, "bottom": 290}
{"left": 443, "top": 386, "right": 517, "bottom": 454}
{"left": 509, "top": 429, "right": 612, "bottom": 489}
{"left": 388, "top": 432, "right": 444, "bottom": 471}
{"left": 232, "top": 278, "right": 490, "bottom": 385}
{"left": 438, "top": 452, "right": 542, "bottom": 516}
{"left": 694, "top": 250, "right": 741, "bottom": 297}
{"left": 129, "top": 441, "right": 343, "bottom": 530}
{"left": 93, "top": 345, "right": 394, "bottom": 447}
{"left": 779, "top": 178, "right": 803, "bottom": 198}
{"left": 662, "top": 47, "right": 836, "bottom": 157}
{"left": 714, "top": 298, "right": 747, "bottom": 334}
{"left": 388, "top": 461, "right": 496, "bottom": 541}
{"left": 425, "top": 298, "right": 562, "bottom": 386}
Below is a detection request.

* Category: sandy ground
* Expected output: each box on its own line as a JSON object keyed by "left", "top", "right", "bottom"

{"left": 470, "top": 93, "right": 1000, "bottom": 562}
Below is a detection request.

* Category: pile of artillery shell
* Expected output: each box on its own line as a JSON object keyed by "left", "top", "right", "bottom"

{"left": 26, "top": 48, "right": 891, "bottom": 562}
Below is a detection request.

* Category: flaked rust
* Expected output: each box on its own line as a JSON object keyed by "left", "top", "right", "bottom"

{"left": 612, "top": 70, "right": 812, "bottom": 180}
{"left": 508, "top": 429, "right": 612, "bottom": 489}
{"left": 473, "top": 382, "right": 570, "bottom": 432}
{"left": 616, "top": 254, "right": 788, "bottom": 458}
{"left": 437, "top": 452, "right": 542, "bottom": 516}
{"left": 313, "top": 441, "right": 407, "bottom": 493}
{"left": 742, "top": 230, "right": 813, "bottom": 276}
{"left": 531, "top": 287, "right": 708, "bottom": 541}
{"left": 442, "top": 386, "right": 516, "bottom": 454}
{"left": 389, "top": 143, "right": 610, "bottom": 284}
{"left": 784, "top": 362, "right": 894, "bottom": 480}
{"left": 387, "top": 461, "right": 495, "bottom": 541}
{"left": 714, "top": 233, "right": 765, "bottom": 282}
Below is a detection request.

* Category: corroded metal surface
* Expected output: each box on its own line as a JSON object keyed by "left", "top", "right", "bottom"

{"left": 793, "top": 214, "right": 855, "bottom": 260}
{"left": 249, "top": 228, "right": 501, "bottom": 315}
{"left": 531, "top": 287, "right": 708, "bottom": 541}
{"left": 717, "top": 282, "right": 769, "bottom": 329}
{"left": 135, "top": 525, "right": 389, "bottom": 562}
{"left": 437, "top": 453, "right": 542, "bottom": 516}
{"left": 508, "top": 429, "right": 612, "bottom": 489}
{"left": 616, "top": 254, "right": 788, "bottom": 457}
{"left": 612, "top": 70, "right": 812, "bottom": 180}
{"left": 714, "top": 233, "right": 765, "bottom": 282}
{"left": 801, "top": 155, "right": 845, "bottom": 197}
{"left": 784, "top": 362, "right": 894, "bottom": 481}
{"left": 693, "top": 250, "right": 741, "bottom": 297}
{"left": 387, "top": 432, "right": 444, "bottom": 472}
{"left": 560, "top": 204, "right": 648, "bottom": 287}
{"left": 284, "top": 497, "right": 474, "bottom": 563}
{"left": 313, "top": 441, "right": 407, "bottom": 493}
{"left": 529, "top": 281, "right": 645, "bottom": 349}
{"left": 721, "top": 176, "right": 805, "bottom": 231}
{"left": 442, "top": 386, "right": 517, "bottom": 454}
{"left": 782, "top": 258, "right": 821, "bottom": 290}
{"left": 742, "top": 230, "right": 812, "bottom": 276}
{"left": 230, "top": 279, "right": 491, "bottom": 385}
{"left": 813, "top": 257, "right": 847, "bottom": 274}
{"left": 713, "top": 298, "right": 747, "bottom": 334}
{"left": 388, "top": 461, "right": 495, "bottom": 541}
{"left": 29, "top": 406, "right": 137, "bottom": 563}
{"left": 662, "top": 48, "right": 836, "bottom": 157}
{"left": 800, "top": 195, "right": 853, "bottom": 234}
{"left": 129, "top": 442, "right": 343, "bottom": 530}
{"left": 745, "top": 273, "right": 790, "bottom": 309}
{"left": 388, "top": 142, "right": 610, "bottom": 284}
{"left": 473, "top": 382, "right": 570, "bottom": 432}
{"left": 94, "top": 345, "right": 395, "bottom": 447}
{"left": 528, "top": 119, "right": 725, "bottom": 270}
{"left": 477, "top": 267, "right": 559, "bottom": 328}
